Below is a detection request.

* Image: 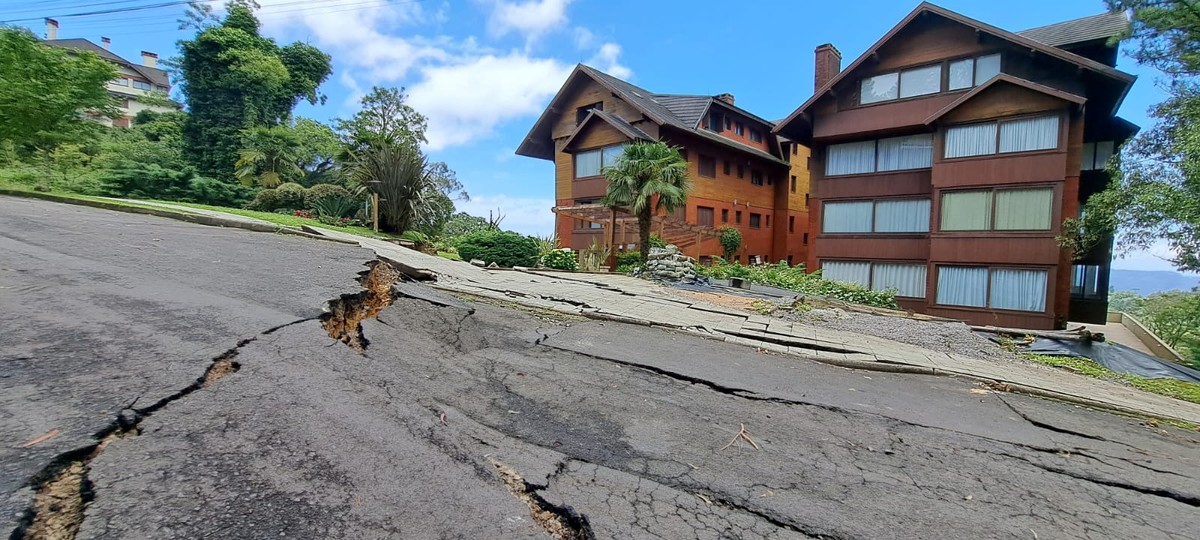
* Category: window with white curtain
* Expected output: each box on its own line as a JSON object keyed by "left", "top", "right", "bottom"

{"left": 826, "top": 140, "right": 877, "bottom": 176}
{"left": 877, "top": 134, "right": 933, "bottom": 171}
{"left": 861, "top": 73, "right": 899, "bottom": 104}
{"left": 936, "top": 266, "right": 988, "bottom": 307}
{"left": 874, "top": 199, "right": 930, "bottom": 232}
{"left": 994, "top": 188, "right": 1053, "bottom": 230}
{"left": 821, "top": 261, "right": 871, "bottom": 287}
{"left": 999, "top": 115, "right": 1059, "bottom": 153}
{"left": 900, "top": 65, "right": 942, "bottom": 98}
{"left": 974, "top": 54, "right": 1001, "bottom": 83}
{"left": 945, "top": 123, "right": 998, "bottom": 158}
{"left": 990, "top": 269, "right": 1048, "bottom": 311}
{"left": 873, "top": 263, "right": 928, "bottom": 297}
{"left": 940, "top": 191, "right": 993, "bottom": 230}
{"left": 1082, "top": 141, "right": 1116, "bottom": 170}
{"left": 574, "top": 150, "right": 601, "bottom": 177}
{"left": 948, "top": 59, "right": 974, "bottom": 91}
{"left": 828, "top": 134, "right": 932, "bottom": 176}
{"left": 602, "top": 144, "right": 626, "bottom": 167}
{"left": 823, "top": 201, "right": 874, "bottom": 233}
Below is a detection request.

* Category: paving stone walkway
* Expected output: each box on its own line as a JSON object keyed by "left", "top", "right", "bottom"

{"left": 299, "top": 226, "right": 1200, "bottom": 425}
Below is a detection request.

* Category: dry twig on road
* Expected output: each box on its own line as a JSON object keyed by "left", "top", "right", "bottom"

{"left": 721, "top": 423, "right": 761, "bottom": 450}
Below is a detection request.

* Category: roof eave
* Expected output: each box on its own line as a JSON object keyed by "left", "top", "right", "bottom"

{"left": 923, "top": 74, "right": 1087, "bottom": 125}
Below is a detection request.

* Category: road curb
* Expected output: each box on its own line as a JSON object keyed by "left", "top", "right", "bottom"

{"left": 0, "top": 189, "right": 353, "bottom": 244}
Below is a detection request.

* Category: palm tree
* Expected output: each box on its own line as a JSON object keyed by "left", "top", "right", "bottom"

{"left": 345, "top": 140, "right": 435, "bottom": 233}
{"left": 601, "top": 140, "right": 691, "bottom": 261}
{"left": 234, "top": 126, "right": 304, "bottom": 188}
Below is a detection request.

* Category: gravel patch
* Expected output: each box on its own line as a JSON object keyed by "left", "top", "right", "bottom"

{"left": 787, "top": 307, "right": 1028, "bottom": 365}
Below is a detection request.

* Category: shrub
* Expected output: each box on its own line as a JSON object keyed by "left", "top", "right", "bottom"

{"left": 304, "top": 183, "right": 351, "bottom": 209}
{"left": 542, "top": 248, "right": 578, "bottom": 271}
{"left": 717, "top": 226, "right": 742, "bottom": 259}
{"left": 695, "top": 259, "right": 899, "bottom": 309}
{"left": 189, "top": 177, "right": 252, "bottom": 207}
{"left": 314, "top": 195, "right": 361, "bottom": 219}
{"left": 454, "top": 230, "right": 539, "bottom": 267}
{"left": 100, "top": 163, "right": 194, "bottom": 200}
{"left": 615, "top": 252, "right": 643, "bottom": 268}
{"left": 246, "top": 182, "right": 307, "bottom": 211}
{"left": 649, "top": 234, "right": 667, "bottom": 249}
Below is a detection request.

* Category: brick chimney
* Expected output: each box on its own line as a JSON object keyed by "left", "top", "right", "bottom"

{"left": 715, "top": 93, "right": 735, "bottom": 106}
{"left": 45, "top": 18, "right": 59, "bottom": 40}
{"left": 101, "top": 37, "right": 111, "bottom": 50}
{"left": 141, "top": 51, "right": 158, "bottom": 68}
{"left": 814, "top": 43, "right": 842, "bottom": 92}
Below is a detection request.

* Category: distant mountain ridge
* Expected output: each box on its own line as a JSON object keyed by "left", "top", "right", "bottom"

{"left": 1110, "top": 269, "right": 1200, "bottom": 295}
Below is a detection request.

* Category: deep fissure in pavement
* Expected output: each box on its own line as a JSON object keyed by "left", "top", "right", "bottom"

{"left": 320, "top": 261, "right": 400, "bottom": 351}
{"left": 10, "top": 342, "right": 248, "bottom": 540}
{"left": 490, "top": 459, "right": 594, "bottom": 540}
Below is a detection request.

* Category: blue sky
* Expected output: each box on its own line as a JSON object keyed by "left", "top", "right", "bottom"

{"left": 5, "top": 0, "right": 1187, "bottom": 272}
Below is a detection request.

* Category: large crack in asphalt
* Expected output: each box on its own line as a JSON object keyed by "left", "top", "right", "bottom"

{"left": 489, "top": 459, "right": 594, "bottom": 540}
{"left": 9, "top": 258, "right": 403, "bottom": 540}
{"left": 8, "top": 339, "right": 251, "bottom": 540}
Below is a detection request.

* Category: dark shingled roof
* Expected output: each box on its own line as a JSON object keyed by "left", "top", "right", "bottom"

{"left": 43, "top": 38, "right": 170, "bottom": 87}
{"left": 1018, "top": 11, "right": 1130, "bottom": 48}
{"left": 573, "top": 65, "right": 786, "bottom": 165}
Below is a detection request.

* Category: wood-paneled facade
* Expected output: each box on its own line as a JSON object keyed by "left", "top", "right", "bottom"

{"left": 775, "top": 3, "right": 1137, "bottom": 329}
{"left": 518, "top": 65, "right": 809, "bottom": 265}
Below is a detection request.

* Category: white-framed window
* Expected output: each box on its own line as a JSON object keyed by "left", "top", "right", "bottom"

{"left": 823, "top": 198, "right": 930, "bottom": 234}
{"left": 826, "top": 133, "right": 933, "bottom": 176}
{"left": 822, "top": 260, "right": 928, "bottom": 298}
{"left": 940, "top": 187, "right": 1054, "bottom": 232}
{"left": 936, "top": 266, "right": 1049, "bottom": 312}
{"left": 945, "top": 114, "right": 1060, "bottom": 159}
{"left": 575, "top": 144, "right": 625, "bottom": 178}
{"left": 948, "top": 54, "right": 1002, "bottom": 91}
{"left": 1081, "top": 141, "right": 1115, "bottom": 171}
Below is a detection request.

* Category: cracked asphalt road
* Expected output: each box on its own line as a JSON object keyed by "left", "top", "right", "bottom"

{"left": 3, "top": 196, "right": 1199, "bottom": 539}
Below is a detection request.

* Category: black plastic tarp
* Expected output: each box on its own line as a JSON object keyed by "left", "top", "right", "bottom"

{"left": 1026, "top": 338, "right": 1200, "bottom": 383}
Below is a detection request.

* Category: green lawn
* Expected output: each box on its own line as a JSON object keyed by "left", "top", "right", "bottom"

{"left": 145, "top": 200, "right": 398, "bottom": 239}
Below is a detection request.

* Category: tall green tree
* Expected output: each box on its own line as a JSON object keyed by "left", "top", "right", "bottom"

{"left": 178, "top": 2, "right": 331, "bottom": 179}
{"left": 291, "top": 117, "right": 341, "bottom": 185}
{"left": 335, "top": 86, "right": 428, "bottom": 150}
{"left": 0, "top": 27, "right": 116, "bottom": 149}
{"left": 601, "top": 141, "right": 691, "bottom": 261}
{"left": 1067, "top": 2, "right": 1200, "bottom": 271}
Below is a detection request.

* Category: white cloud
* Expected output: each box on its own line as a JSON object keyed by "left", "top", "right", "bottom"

{"left": 587, "top": 42, "right": 631, "bottom": 79}
{"left": 408, "top": 54, "right": 573, "bottom": 150}
{"left": 487, "top": 0, "right": 573, "bottom": 42}
{"left": 457, "top": 194, "right": 556, "bottom": 236}
{"left": 572, "top": 26, "right": 594, "bottom": 49}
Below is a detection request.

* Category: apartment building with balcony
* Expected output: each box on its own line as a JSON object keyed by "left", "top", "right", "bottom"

{"left": 774, "top": 3, "right": 1137, "bottom": 329}
{"left": 42, "top": 18, "right": 178, "bottom": 128}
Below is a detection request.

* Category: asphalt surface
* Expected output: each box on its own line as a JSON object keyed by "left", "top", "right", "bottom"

{"left": 2, "top": 195, "right": 1199, "bottom": 539}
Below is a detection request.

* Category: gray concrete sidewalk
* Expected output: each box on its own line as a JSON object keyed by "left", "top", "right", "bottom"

{"left": 307, "top": 226, "right": 1200, "bottom": 425}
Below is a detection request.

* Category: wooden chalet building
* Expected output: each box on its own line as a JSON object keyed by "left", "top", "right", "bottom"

{"left": 517, "top": 65, "right": 810, "bottom": 265}
{"left": 774, "top": 3, "right": 1137, "bottom": 329}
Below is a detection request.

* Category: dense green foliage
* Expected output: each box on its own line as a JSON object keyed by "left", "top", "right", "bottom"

{"left": 1065, "top": 2, "right": 1200, "bottom": 271}
{"left": 346, "top": 140, "right": 432, "bottom": 233}
{"left": 234, "top": 125, "right": 304, "bottom": 187}
{"left": 179, "top": 4, "right": 331, "bottom": 179}
{"left": 454, "top": 231, "right": 539, "bottom": 268}
{"left": 602, "top": 141, "right": 690, "bottom": 261}
{"left": 1108, "top": 289, "right": 1200, "bottom": 367}
{"left": 717, "top": 226, "right": 742, "bottom": 259}
{"left": 697, "top": 259, "right": 900, "bottom": 309}
{"left": 304, "top": 183, "right": 350, "bottom": 208}
{"left": 100, "top": 163, "right": 197, "bottom": 200}
{"left": 443, "top": 212, "right": 494, "bottom": 237}
{"left": 336, "top": 86, "right": 428, "bottom": 150}
{"left": 542, "top": 249, "right": 579, "bottom": 271}
{"left": 0, "top": 27, "right": 117, "bottom": 149}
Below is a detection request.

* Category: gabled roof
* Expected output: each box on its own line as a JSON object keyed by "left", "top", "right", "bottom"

{"left": 773, "top": 2, "right": 1135, "bottom": 137}
{"left": 561, "top": 109, "right": 654, "bottom": 150}
{"left": 923, "top": 74, "right": 1086, "bottom": 124}
{"left": 43, "top": 38, "right": 170, "bottom": 88}
{"left": 1018, "top": 11, "right": 1129, "bottom": 48}
{"left": 516, "top": 64, "right": 784, "bottom": 164}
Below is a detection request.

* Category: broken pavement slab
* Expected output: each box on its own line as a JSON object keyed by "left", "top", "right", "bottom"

{"left": 303, "top": 224, "right": 1200, "bottom": 426}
